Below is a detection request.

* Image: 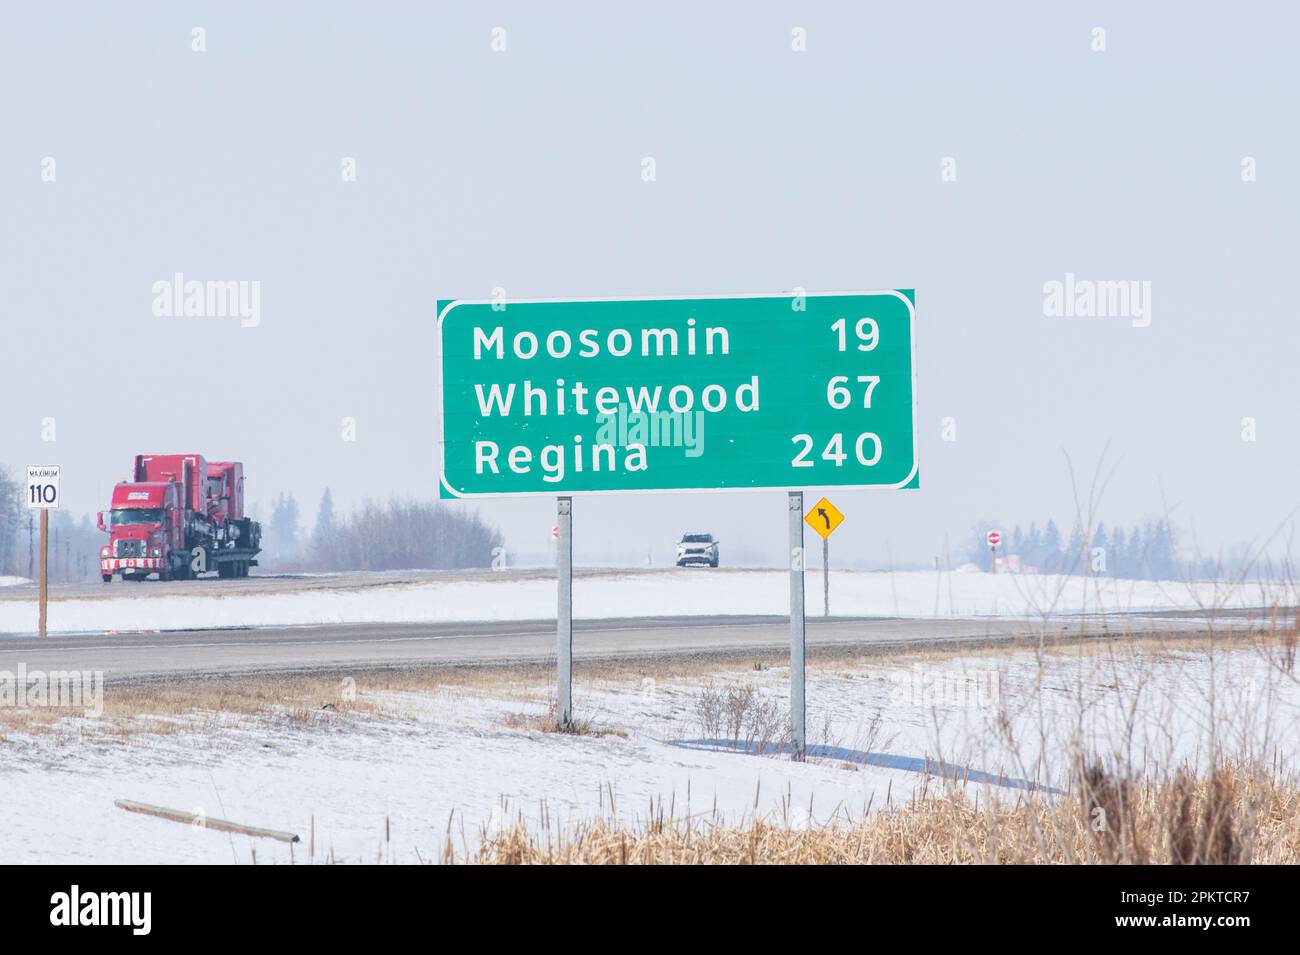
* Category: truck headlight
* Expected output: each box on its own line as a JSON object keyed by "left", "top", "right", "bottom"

{"left": 100, "top": 546, "right": 110, "bottom": 557}
{"left": 152, "top": 547, "right": 162, "bottom": 557}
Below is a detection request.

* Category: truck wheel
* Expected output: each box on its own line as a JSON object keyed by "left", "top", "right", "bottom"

{"left": 101, "top": 574, "right": 112, "bottom": 584}
{"left": 710, "top": 558, "right": 719, "bottom": 568}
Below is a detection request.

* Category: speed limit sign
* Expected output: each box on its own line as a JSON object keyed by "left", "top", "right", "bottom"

{"left": 26, "top": 465, "right": 60, "bottom": 509}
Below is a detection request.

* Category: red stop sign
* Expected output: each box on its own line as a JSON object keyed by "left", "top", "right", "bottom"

{"left": 987, "top": 530, "right": 1002, "bottom": 547}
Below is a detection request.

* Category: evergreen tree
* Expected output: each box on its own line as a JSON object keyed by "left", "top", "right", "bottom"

{"left": 1066, "top": 523, "right": 1086, "bottom": 572}
{"left": 268, "top": 492, "right": 300, "bottom": 564}
{"left": 1151, "top": 520, "right": 1175, "bottom": 580}
{"left": 1127, "top": 525, "right": 1146, "bottom": 579}
{"left": 1108, "top": 525, "right": 1125, "bottom": 577}
{"left": 0, "top": 466, "right": 21, "bottom": 577}
{"left": 1043, "top": 520, "right": 1062, "bottom": 573}
{"left": 312, "top": 489, "right": 337, "bottom": 570}
{"left": 316, "top": 488, "right": 335, "bottom": 535}
{"left": 1091, "top": 522, "right": 1108, "bottom": 575}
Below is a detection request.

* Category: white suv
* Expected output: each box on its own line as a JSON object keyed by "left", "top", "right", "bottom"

{"left": 676, "top": 532, "right": 719, "bottom": 568}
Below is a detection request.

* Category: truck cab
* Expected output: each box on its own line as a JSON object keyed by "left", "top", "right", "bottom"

{"left": 98, "top": 482, "right": 185, "bottom": 581}
{"left": 99, "top": 451, "right": 263, "bottom": 583}
{"left": 206, "top": 461, "right": 246, "bottom": 527}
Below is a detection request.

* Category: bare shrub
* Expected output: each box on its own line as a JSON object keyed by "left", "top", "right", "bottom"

{"left": 1078, "top": 758, "right": 1147, "bottom": 863}
{"left": 694, "top": 681, "right": 790, "bottom": 753}
{"left": 500, "top": 708, "right": 626, "bottom": 738}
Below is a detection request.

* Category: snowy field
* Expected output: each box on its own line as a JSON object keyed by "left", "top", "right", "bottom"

{"left": 1, "top": 637, "right": 1295, "bottom": 864}
{"left": 0, "top": 569, "right": 1293, "bottom": 635}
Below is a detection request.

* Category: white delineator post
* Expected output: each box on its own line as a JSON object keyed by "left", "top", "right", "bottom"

{"left": 789, "top": 491, "right": 805, "bottom": 761}
{"left": 556, "top": 496, "right": 573, "bottom": 730}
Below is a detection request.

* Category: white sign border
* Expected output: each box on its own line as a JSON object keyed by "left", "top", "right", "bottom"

{"left": 26, "top": 464, "right": 62, "bottom": 510}
{"left": 435, "top": 290, "right": 918, "bottom": 499}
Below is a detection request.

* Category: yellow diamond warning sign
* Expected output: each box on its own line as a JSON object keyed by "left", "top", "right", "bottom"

{"left": 804, "top": 497, "right": 845, "bottom": 539}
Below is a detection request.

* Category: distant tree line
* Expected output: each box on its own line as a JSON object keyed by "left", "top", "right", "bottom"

{"left": 262, "top": 489, "right": 502, "bottom": 572}
{"left": 968, "top": 518, "right": 1179, "bottom": 580}
{"left": 0, "top": 464, "right": 107, "bottom": 582}
{"left": 0, "top": 467, "right": 23, "bottom": 577}
{"left": 0, "top": 468, "right": 502, "bottom": 580}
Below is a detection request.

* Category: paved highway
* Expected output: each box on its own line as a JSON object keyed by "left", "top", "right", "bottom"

{"left": 0, "top": 612, "right": 1227, "bottom": 683}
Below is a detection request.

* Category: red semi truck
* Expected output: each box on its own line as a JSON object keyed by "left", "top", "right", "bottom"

{"left": 98, "top": 453, "right": 262, "bottom": 582}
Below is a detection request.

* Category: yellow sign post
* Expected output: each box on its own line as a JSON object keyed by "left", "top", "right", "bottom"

{"left": 804, "top": 497, "right": 844, "bottom": 617}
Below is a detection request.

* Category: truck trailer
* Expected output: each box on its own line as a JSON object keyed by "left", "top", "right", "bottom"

{"left": 98, "top": 453, "right": 262, "bottom": 581}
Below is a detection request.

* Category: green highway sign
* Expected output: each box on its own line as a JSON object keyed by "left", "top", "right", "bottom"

{"left": 436, "top": 291, "right": 917, "bottom": 497}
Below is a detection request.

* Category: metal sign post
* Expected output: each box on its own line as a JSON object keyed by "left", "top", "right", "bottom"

{"left": 556, "top": 496, "right": 573, "bottom": 730}
{"left": 987, "top": 529, "right": 1002, "bottom": 574}
{"left": 27, "top": 465, "right": 61, "bottom": 639}
{"left": 823, "top": 536, "right": 830, "bottom": 617}
{"left": 804, "top": 497, "right": 845, "bottom": 620}
{"left": 38, "top": 510, "right": 48, "bottom": 638}
{"left": 436, "top": 291, "right": 918, "bottom": 736}
{"left": 789, "top": 491, "right": 805, "bottom": 761}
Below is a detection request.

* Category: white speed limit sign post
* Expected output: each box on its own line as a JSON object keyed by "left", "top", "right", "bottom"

{"left": 27, "top": 465, "right": 60, "bottom": 638}
{"left": 986, "top": 529, "right": 1002, "bottom": 574}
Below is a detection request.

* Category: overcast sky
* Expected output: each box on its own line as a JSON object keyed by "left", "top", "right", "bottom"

{"left": 3, "top": 2, "right": 1297, "bottom": 567}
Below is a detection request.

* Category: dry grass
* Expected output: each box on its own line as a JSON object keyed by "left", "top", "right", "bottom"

{"left": 498, "top": 707, "right": 628, "bottom": 738}
{"left": 455, "top": 761, "right": 1300, "bottom": 864}
{"left": 0, "top": 672, "right": 399, "bottom": 740}
{"left": 1, "top": 617, "right": 1293, "bottom": 742}
{"left": 0, "top": 666, "right": 607, "bottom": 741}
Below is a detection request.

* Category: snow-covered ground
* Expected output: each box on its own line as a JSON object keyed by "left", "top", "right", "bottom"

{"left": 0, "top": 577, "right": 29, "bottom": 588}
{"left": 2, "top": 639, "right": 1295, "bottom": 863}
{"left": 0, "top": 569, "right": 1292, "bottom": 635}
